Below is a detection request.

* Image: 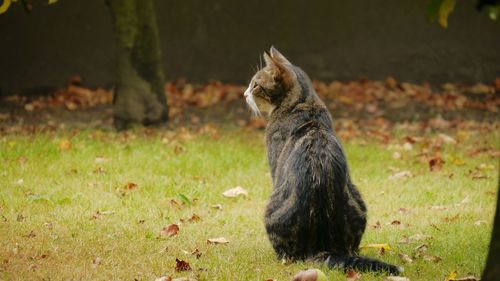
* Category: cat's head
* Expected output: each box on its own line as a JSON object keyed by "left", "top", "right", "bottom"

{"left": 244, "top": 47, "right": 297, "bottom": 115}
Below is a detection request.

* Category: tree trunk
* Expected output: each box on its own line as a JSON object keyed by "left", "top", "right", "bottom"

{"left": 106, "top": 0, "right": 168, "bottom": 130}
{"left": 482, "top": 177, "right": 500, "bottom": 280}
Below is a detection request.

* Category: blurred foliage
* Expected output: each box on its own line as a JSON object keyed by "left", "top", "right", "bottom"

{"left": 0, "top": 0, "right": 57, "bottom": 14}
{"left": 427, "top": 0, "right": 499, "bottom": 28}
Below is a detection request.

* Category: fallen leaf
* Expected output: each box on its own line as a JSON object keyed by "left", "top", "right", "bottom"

{"left": 389, "top": 170, "right": 413, "bottom": 180}
{"left": 445, "top": 270, "right": 457, "bottom": 281}
{"left": 92, "top": 257, "right": 101, "bottom": 269}
{"left": 24, "top": 230, "right": 36, "bottom": 238}
{"left": 438, "top": 133, "right": 457, "bottom": 145}
{"left": 449, "top": 277, "right": 480, "bottom": 281}
{"left": 474, "top": 220, "right": 487, "bottom": 226}
{"left": 207, "top": 237, "right": 229, "bottom": 244}
{"left": 370, "top": 221, "right": 381, "bottom": 229}
{"left": 398, "top": 253, "right": 413, "bottom": 264}
{"left": 160, "top": 224, "right": 180, "bottom": 237}
{"left": 188, "top": 214, "right": 201, "bottom": 223}
{"left": 125, "top": 182, "right": 138, "bottom": 190}
{"left": 59, "top": 139, "right": 72, "bottom": 151}
{"left": 359, "top": 243, "right": 391, "bottom": 251}
{"left": 392, "top": 151, "right": 402, "bottom": 159}
{"left": 346, "top": 269, "right": 361, "bottom": 281}
{"left": 410, "top": 234, "right": 433, "bottom": 241}
{"left": 175, "top": 258, "right": 192, "bottom": 272}
{"left": 390, "top": 220, "right": 401, "bottom": 225}
{"left": 91, "top": 210, "right": 114, "bottom": 219}
{"left": 222, "top": 186, "right": 248, "bottom": 198}
{"left": 442, "top": 214, "right": 460, "bottom": 222}
{"left": 477, "top": 163, "right": 495, "bottom": 171}
{"left": 414, "top": 244, "right": 429, "bottom": 256}
{"left": 422, "top": 254, "right": 442, "bottom": 263}
{"left": 191, "top": 248, "right": 202, "bottom": 259}
{"left": 384, "top": 277, "right": 410, "bottom": 281}
{"left": 429, "top": 156, "right": 445, "bottom": 171}
{"left": 291, "top": 268, "right": 327, "bottom": 281}
{"left": 211, "top": 204, "right": 223, "bottom": 210}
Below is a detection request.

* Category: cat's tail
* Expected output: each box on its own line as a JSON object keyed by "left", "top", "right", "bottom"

{"left": 324, "top": 254, "right": 403, "bottom": 275}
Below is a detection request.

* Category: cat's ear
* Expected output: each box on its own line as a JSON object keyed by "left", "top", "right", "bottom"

{"left": 263, "top": 49, "right": 293, "bottom": 88}
{"left": 269, "top": 46, "right": 292, "bottom": 65}
{"left": 263, "top": 51, "right": 274, "bottom": 67}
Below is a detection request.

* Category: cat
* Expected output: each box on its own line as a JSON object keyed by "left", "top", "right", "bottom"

{"left": 244, "top": 47, "right": 402, "bottom": 275}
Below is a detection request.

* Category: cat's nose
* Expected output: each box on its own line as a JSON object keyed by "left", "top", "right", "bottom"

{"left": 243, "top": 88, "right": 250, "bottom": 98}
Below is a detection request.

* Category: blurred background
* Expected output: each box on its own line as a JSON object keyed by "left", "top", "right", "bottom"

{"left": 0, "top": 0, "right": 499, "bottom": 95}
{"left": 0, "top": 0, "right": 498, "bottom": 130}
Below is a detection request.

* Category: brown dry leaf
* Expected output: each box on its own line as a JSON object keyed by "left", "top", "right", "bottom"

{"left": 390, "top": 220, "right": 402, "bottom": 226}
{"left": 442, "top": 214, "right": 460, "bottom": 222}
{"left": 59, "top": 139, "right": 72, "bottom": 151}
{"left": 346, "top": 270, "right": 362, "bottom": 281}
{"left": 422, "top": 254, "right": 442, "bottom": 263}
{"left": 92, "top": 257, "right": 101, "bottom": 269}
{"left": 410, "top": 234, "right": 433, "bottom": 242}
{"left": 173, "top": 144, "right": 185, "bottom": 155}
{"left": 91, "top": 210, "right": 114, "bottom": 220}
{"left": 211, "top": 204, "right": 223, "bottom": 210}
{"left": 207, "top": 237, "right": 229, "bottom": 244}
{"left": 429, "top": 156, "right": 445, "bottom": 171}
{"left": 191, "top": 248, "right": 202, "bottom": 259}
{"left": 160, "top": 224, "right": 180, "bottom": 237}
{"left": 125, "top": 182, "right": 138, "bottom": 190}
{"left": 188, "top": 214, "right": 201, "bottom": 223}
{"left": 414, "top": 244, "right": 429, "bottom": 256}
{"left": 398, "top": 253, "right": 413, "bottom": 264}
{"left": 222, "top": 186, "right": 248, "bottom": 198}
{"left": 175, "top": 258, "right": 192, "bottom": 272}
{"left": 370, "top": 220, "right": 381, "bottom": 229}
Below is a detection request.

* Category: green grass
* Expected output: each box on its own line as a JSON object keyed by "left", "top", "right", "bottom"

{"left": 0, "top": 126, "right": 498, "bottom": 281}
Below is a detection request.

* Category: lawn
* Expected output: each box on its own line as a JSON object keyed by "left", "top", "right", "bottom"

{"left": 0, "top": 122, "right": 498, "bottom": 281}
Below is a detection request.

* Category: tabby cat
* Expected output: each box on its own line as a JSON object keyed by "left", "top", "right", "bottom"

{"left": 244, "top": 47, "right": 402, "bottom": 275}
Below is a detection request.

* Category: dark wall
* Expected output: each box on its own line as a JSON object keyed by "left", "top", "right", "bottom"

{"left": 0, "top": 0, "right": 499, "bottom": 95}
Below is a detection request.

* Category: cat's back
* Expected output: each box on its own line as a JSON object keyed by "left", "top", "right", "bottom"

{"left": 265, "top": 98, "right": 337, "bottom": 178}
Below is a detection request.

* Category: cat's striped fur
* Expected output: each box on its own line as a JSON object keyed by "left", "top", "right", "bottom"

{"left": 244, "top": 47, "right": 402, "bottom": 275}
